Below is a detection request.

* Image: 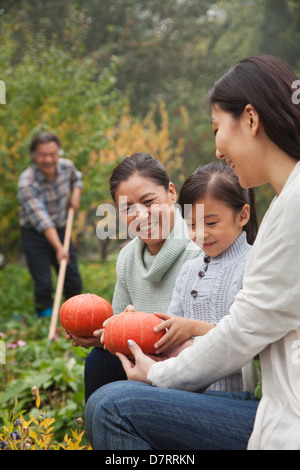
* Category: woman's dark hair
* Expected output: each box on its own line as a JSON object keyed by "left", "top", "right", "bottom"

{"left": 109, "top": 152, "right": 170, "bottom": 202}
{"left": 208, "top": 54, "right": 300, "bottom": 161}
{"left": 178, "top": 161, "right": 258, "bottom": 245}
{"left": 30, "top": 132, "right": 62, "bottom": 156}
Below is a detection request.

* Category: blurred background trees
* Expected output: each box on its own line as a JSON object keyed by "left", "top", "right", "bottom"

{"left": 0, "top": 0, "right": 299, "bottom": 261}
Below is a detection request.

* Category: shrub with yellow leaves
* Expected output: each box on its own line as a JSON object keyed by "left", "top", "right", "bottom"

{"left": 0, "top": 387, "right": 91, "bottom": 451}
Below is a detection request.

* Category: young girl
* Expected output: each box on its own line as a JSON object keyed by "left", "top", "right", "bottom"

{"left": 152, "top": 162, "right": 258, "bottom": 393}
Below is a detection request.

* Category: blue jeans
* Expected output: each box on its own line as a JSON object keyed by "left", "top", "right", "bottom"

{"left": 85, "top": 381, "right": 259, "bottom": 450}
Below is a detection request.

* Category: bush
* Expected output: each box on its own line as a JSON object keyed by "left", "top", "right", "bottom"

{"left": 0, "top": 388, "right": 91, "bottom": 450}
{"left": 0, "top": 258, "right": 117, "bottom": 448}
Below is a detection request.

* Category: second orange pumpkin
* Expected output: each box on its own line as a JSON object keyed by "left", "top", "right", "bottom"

{"left": 103, "top": 311, "right": 165, "bottom": 355}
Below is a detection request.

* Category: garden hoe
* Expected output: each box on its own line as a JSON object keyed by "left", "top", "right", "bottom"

{"left": 48, "top": 207, "right": 74, "bottom": 341}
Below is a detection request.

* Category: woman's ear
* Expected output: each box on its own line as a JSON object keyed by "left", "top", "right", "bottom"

{"left": 238, "top": 204, "right": 250, "bottom": 228}
{"left": 168, "top": 182, "right": 177, "bottom": 204}
{"left": 245, "top": 104, "right": 260, "bottom": 136}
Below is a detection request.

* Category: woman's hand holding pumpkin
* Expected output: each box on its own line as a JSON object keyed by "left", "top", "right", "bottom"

{"left": 116, "top": 337, "right": 194, "bottom": 383}
{"left": 65, "top": 305, "right": 137, "bottom": 349}
{"left": 116, "top": 340, "right": 155, "bottom": 383}
{"left": 64, "top": 329, "right": 103, "bottom": 349}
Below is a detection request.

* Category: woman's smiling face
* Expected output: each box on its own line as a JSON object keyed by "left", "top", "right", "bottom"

{"left": 115, "top": 173, "right": 177, "bottom": 254}
{"left": 211, "top": 104, "right": 267, "bottom": 189}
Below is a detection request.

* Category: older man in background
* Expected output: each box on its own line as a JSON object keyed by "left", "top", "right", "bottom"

{"left": 18, "top": 132, "right": 83, "bottom": 318}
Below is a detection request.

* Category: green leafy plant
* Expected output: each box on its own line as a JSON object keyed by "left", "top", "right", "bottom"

{"left": 0, "top": 389, "right": 91, "bottom": 450}
{"left": 0, "top": 260, "right": 116, "bottom": 447}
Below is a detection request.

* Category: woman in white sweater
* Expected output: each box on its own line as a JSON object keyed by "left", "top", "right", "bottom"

{"left": 86, "top": 55, "right": 300, "bottom": 450}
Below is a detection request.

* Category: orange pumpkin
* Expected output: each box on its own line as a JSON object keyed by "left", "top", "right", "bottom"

{"left": 103, "top": 311, "right": 165, "bottom": 355}
{"left": 59, "top": 293, "right": 113, "bottom": 336}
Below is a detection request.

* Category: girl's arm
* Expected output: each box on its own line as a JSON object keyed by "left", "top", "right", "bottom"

{"left": 153, "top": 312, "right": 215, "bottom": 354}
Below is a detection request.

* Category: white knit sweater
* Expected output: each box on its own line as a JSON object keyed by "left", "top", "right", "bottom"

{"left": 167, "top": 231, "right": 252, "bottom": 392}
{"left": 167, "top": 231, "right": 251, "bottom": 322}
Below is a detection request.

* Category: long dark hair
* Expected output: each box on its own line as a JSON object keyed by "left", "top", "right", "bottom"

{"left": 109, "top": 152, "right": 170, "bottom": 203}
{"left": 178, "top": 162, "right": 258, "bottom": 245}
{"left": 208, "top": 55, "right": 300, "bottom": 161}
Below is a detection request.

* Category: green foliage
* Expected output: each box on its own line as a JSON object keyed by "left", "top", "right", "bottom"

{"left": 0, "top": 0, "right": 283, "bottom": 261}
{"left": 0, "top": 12, "right": 125, "bottom": 258}
{"left": 0, "top": 259, "right": 116, "bottom": 443}
{"left": 0, "top": 389, "right": 92, "bottom": 450}
{"left": 1, "top": 334, "right": 87, "bottom": 437}
{"left": 259, "top": 0, "right": 300, "bottom": 70}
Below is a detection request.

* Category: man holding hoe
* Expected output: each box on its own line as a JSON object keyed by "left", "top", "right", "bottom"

{"left": 18, "top": 132, "right": 82, "bottom": 318}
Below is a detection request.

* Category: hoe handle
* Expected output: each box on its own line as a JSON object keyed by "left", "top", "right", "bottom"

{"left": 48, "top": 207, "right": 74, "bottom": 340}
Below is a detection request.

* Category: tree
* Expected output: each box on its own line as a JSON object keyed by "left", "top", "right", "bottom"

{"left": 74, "top": 100, "right": 188, "bottom": 260}
{"left": 0, "top": 14, "right": 188, "bottom": 261}
{"left": 0, "top": 0, "right": 284, "bottom": 236}
{"left": 259, "top": 0, "right": 300, "bottom": 71}
{"left": 0, "top": 16, "right": 125, "bottom": 259}
{"left": 0, "top": 0, "right": 215, "bottom": 115}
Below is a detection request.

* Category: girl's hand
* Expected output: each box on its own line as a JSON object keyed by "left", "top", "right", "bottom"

{"left": 161, "top": 338, "right": 194, "bottom": 358}
{"left": 116, "top": 340, "right": 156, "bottom": 383}
{"left": 153, "top": 312, "right": 215, "bottom": 354}
{"left": 152, "top": 313, "right": 195, "bottom": 354}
